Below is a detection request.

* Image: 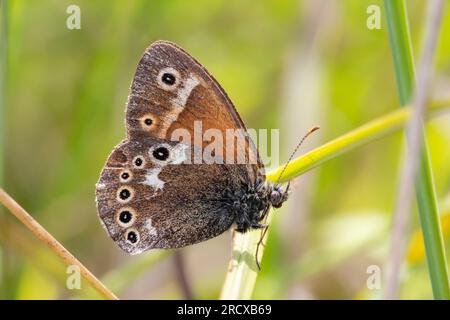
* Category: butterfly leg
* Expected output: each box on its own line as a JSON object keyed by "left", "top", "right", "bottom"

{"left": 251, "top": 222, "right": 268, "bottom": 229}
{"left": 253, "top": 204, "right": 273, "bottom": 269}
{"left": 255, "top": 225, "right": 270, "bottom": 270}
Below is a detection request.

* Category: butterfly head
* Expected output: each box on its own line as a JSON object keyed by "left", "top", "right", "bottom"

{"left": 268, "top": 182, "right": 289, "bottom": 209}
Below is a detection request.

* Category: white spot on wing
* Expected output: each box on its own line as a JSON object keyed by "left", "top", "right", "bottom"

{"left": 145, "top": 218, "right": 158, "bottom": 237}
{"left": 172, "top": 75, "right": 200, "bottom": 107}
{"left": 170, "top": 143, "right": 189, "bottom": 164}
{"left": 142, "top": 167, "right": 165, "bottom": 190}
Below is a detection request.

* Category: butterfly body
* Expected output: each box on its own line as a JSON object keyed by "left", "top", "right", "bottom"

{"left": 96, "top": 41, "right": 288, "bottom": 255}
{"left": 224, "top": 178, "right": 287, "bottom": 232}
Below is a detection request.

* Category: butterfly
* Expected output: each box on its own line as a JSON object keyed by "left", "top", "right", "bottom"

{"left": 95, "top": 40, "right": 289, "bottom": 259}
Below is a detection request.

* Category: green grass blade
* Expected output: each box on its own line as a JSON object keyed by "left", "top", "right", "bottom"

{"left": 415, "top": 149, "right": 450, "bottom": 298}
{"left": 384, "top": 0, "right": 415, "bottom": 106}
{"left": 220, "top": 101, "right": 450, "bottom": 299}
{"left": 268, "top": 101, "right": 448, "bottom": 183}
{"left": 384, "top": 0, "right": 450, "bottom": 299}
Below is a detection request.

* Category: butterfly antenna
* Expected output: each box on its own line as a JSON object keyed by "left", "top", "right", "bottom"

{"left": 276, "top": 126, "right": 320, "bottom": 184}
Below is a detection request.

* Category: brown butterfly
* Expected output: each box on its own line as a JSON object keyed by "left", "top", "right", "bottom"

{"left": 95, "top": 41, "right": 288, "bottom": 258}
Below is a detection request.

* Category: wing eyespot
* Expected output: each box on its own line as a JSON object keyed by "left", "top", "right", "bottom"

{"left": 132, "top": 156, "right": 145, "bottom": 168}
{"left": 157, "top": 67, "right": 180, "bottom": 91}
{"left": 139, "top": 113, "right": 157, "bottom": 131}
{"left": 117, "top": 186, "right": 134, "bottom": 203}
{"left": 119, "top": 170, "right": 132, "bottom": 183}
{"left": 125, "top": 229, "right": 140, "bottom": 245}
{"left": 152, "top": 147, "right": 169, "bottom": 161}
{"left": 116, "top": 207, "right": 136, "bottom": 227}
{"left": 162, "top": 73, "right": 176, "bottom": 85}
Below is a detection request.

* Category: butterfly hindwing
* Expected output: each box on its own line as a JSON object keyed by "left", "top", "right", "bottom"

{"left": 96, "top": 138, "right": 250, "bottom": 253}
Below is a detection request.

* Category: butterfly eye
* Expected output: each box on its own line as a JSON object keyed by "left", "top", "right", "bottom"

{"left": 117, "top": 186, "right": 134, "bottom": 203}
{"left": 133, "top": 156, "right": 145, "bottom": 168}
{"left": 152, "top": 147, "right": 169, "bottom": 161}
{"left": 125, "top": 229, "right": 139, "bottom": 245}
{"left": 162, "top": 73, "right": 176, "bottom": 85}
{"left": 119, "top": 170, "right": 132, "bottom": 182}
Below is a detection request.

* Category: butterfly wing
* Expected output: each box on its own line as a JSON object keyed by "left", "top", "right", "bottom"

{"left": 96, "top": 41, "right": 263, "bottom": 254}
{"left": 126, "top": 41, "right": 263, "bottom": 178}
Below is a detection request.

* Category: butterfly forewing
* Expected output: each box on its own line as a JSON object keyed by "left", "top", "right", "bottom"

{"left": 127, "top": 41, "right": 262, "bottom": 176}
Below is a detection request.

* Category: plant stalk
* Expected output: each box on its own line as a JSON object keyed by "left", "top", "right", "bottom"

{"left": 0, "top": 188, "right": 118, "bottom": 300}
{"left": 383, "top": 0, "right": 450, "bottom": 299}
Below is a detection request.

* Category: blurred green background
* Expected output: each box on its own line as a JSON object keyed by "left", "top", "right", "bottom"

{"left": 1, "top": 0, "right": 450, "bottom": 299}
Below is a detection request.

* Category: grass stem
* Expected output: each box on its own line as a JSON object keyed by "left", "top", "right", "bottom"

{"left": 384, "top": 0, "right": 450, "bottom": 299}
{"left": 0, "top": 188, "right": 118, "bottom": 300}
